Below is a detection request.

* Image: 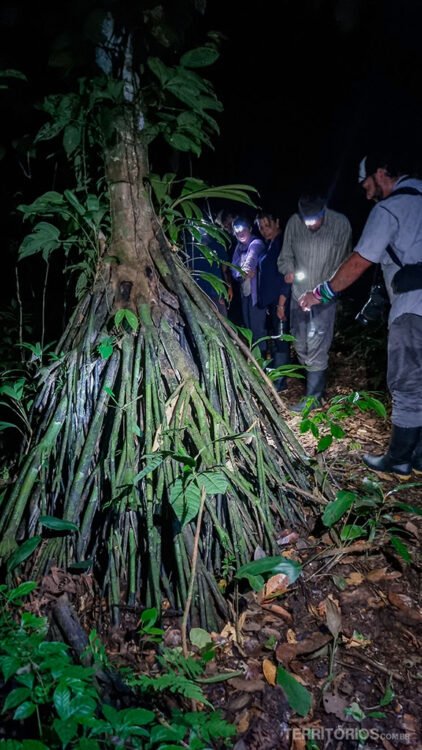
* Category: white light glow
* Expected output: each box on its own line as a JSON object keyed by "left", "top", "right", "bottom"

{"left": 296, "top": 271, "right": 305, "bottom": 281}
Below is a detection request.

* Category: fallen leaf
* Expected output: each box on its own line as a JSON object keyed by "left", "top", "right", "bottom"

{"left": 262, "top": 658, "right": 277, "bottom": 686}
{"left": 287, "top": 628, "right": 297, "bottom": 644}
{"left": 387, "top": 592, "right": 422, "bottom": 624}
{"left": 366, "top": 567, "right": 402, "bottom": 582}
{"left": 345, "top": 571, "right": 364, "bottom": 586}
{"left": 259, "top": 572, "right": 291, "bottom": 602}
{"left": 261, "top": 602, "right": 293, "bottom": 623}
{"left": 236, "top": 709, "right": 251, "bottom": 733}
{"left": 325, "top": 595, "right": 342, "bottom": 638}
{"left": 276, "top": 632, "right": 332, "bottom": 665}
{"left": 322, "top": 686, "right": 349, "bottom": 720}
{"left": 228, "top": 677, "right": 265, "bottom": 692}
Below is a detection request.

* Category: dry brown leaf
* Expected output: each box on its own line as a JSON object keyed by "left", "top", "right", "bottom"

{"left": 228, "top": 677, "right": 265, "bottom": 692}
{"left": 260, "top": 602, "right": 293, "bottom": 623}
{"left": 366, "top": 567, "right": 402, "bottom": 582}
{"left": 236, "top": 709, "right": 251, "bottom": 733}
{"left": 325, "top": 595, "right": 342, "bottom": 638}
{"left": 287, "top": 628, "right": 297, "bottom": 643}
{"left": 262, "top": 658, "right": 277, "bottom": 686}
{"left": 388, "top": 591, "right": 413, "bottom": 609}
{"left": 276, "top": 632, "right": 332, "bottom": 665}
{"left": 345, "top": 571, "right": 364, "bottom": 586}
{"left": 259, "top": 573, "right": 290, "bottom": 602}
{"left": 322, "top": 687, "right": 350, "bottom": 720}
{"left": 291, "top": 733, "right": 306, "bottom": 750}
{"left": 343, "top": 632, "right": 372, "bottom": 649}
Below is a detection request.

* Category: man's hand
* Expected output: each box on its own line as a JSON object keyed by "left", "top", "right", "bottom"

{"left": 227, "top": 285, "right": 233, "bottom": 303}
{"left": 298, "top": 291, "right": 320, "bottom": 311}
{"left": 284, "top": 272, "right": 294, "bottom": 283}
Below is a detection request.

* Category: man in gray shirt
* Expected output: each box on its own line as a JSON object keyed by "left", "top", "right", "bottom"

{"left": 277, "top": 193, "right": 352, "bottom": 410}
{"left": 298, "top": 151, "right": 422, "bottom": 480}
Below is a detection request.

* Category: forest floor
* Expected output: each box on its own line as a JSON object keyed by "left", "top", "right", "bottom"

{"left": 15, "top": 325, "right": 422, "bottom": 750}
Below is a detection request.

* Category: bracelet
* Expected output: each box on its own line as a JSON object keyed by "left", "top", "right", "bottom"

{"left": 312, "top": 280, "right": 337, "bottom": 304}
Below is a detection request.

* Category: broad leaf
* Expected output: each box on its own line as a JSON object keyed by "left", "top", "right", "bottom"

{"left": 322, "top": 491, "right": 356, "bottom": 527}
{"left": 39, "top": 516, "right": 79, "bottom": 533}
{"left": 276, "top": 667, "right": 312, "bottom": 716}
{"left": 180, "top": 47, "right": 220, "bottom": 68}
{"left": 7, "top": 537, "right": 42, "bottom": 572}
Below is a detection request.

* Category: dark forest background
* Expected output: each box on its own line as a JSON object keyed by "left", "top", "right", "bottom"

{"left": 1, "top": 0, "right": 422, "bottom": 343}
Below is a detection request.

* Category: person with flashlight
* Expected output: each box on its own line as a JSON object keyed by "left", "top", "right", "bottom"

{"left": 231, "top": 215, "right": 267, "bottom": 355}
{"left": 277, "top": 193, "right": 352, "bottom": 411}
{"left": 256, "top": 208, "right": 292, "bottom": 391}
{"left": 298, "top": 151, "right": 422, "bottom": 480}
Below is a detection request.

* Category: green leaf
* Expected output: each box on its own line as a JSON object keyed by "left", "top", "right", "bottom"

{"left": 190, "top": 627, "right": 212, "bottom": 649}
{"left": 367, "top": 710, "right": 387, "bottom": 718}
{"left": 0, "top": 656, "right": 21, "bottom": 682}
{"left": 119, "top": 707, "right": 155, "bottom": 726}
{"left": 134, "top": 454, "right": 164, "bottom": 483}
{"left": 379, "top": 685, "right": 395, "bottom": 706}
{"left": 149, "top": 725, "right": 186, "bottom": 744}
{"left": 18, "top": 222, "right": 61, "bottom": 261}
{"left": 317, "top": 434, "right": 333, "bottom": 452}
{"left": 389, "top": 534, "right": 412, "bottom": 563}
{"left": 21, "top": 741, "right": 49, "bottom": 750}
{"left": 180, "top": 47, "right": 220, "bottom": 68}
{"left": 170, "top": 478, "right": 201, "bottom": 527}
{"left": 39, "top": 516, "right": 79, "bottom": 533}
{"left": 63, "top": 124, "right": 81, "bottom": 156}
{"left": 53, "top": 718, "right": 78, "bottom": 746}
{"left": 322, "top": 491, "right": 356, "bottom": 527}
{"left": 97, "top": 338, "right": 114, "bottom": 360}
{"left": 235, "top": 556, "right": 302, "bottom": 588}
{"left": 2, "top": 687, "right": 31, "bottom": 713}
{"left": 340, "top": 524, "right": 366, "bottom": 541}
{"left": 13, "top": 701, "right": 36, "bottom": 721}
{"left": 344, "top": 701, "right": 366, "bottom": 721}
{"left": 53, "top": 685, "right": 72, "bottom": 720}
{"left": 330, "top": 422, "right": 345, "bottom": 438}
{"left": 140, "top": 607, "right": 159, "bottom": 629}
{"left": 114, "top": 309, "right": 138, "bottom": 331}
{"left": 7, "top": 537, "right": 42, "bottom": 572}
{"left": 8, "top": 581, "right": 38, "bottom": 600}
{"left": 393, "top": 501, "right": 422, "bottom": 516}
{"left": 197, "top": 471, "right": 228, "bottom": 495}
{"left": 276, "top": 667, "right": 312, "bottom": 716}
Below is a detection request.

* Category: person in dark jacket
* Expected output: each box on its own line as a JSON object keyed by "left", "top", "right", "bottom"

{"left": 256, "top": 209, "right": 292, "bottom": 391}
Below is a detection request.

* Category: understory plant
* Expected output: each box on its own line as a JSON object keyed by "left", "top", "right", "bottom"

{"left": 0, "top": 582, "right": 236, "bottom": 749}
{"left": 322, "top": 481, "right": 422, "bottom": 562}
{"left": 298, "top": 390, "right": 387, "bottom": 452}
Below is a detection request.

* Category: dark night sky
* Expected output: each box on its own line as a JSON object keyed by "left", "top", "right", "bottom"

{"left": 2, "top": 0, "right": 422, "bottom": 289}
{"left": 197, "top": 0, "right": 422, "bottom": 232}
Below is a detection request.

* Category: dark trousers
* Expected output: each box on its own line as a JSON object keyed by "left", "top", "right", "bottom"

{"left": 387, "top": 313, "right": 422, "bottom": 428}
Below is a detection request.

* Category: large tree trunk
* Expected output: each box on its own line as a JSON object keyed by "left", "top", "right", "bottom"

{"left": 0, "top": 111, "right": 328, "bottom": 631}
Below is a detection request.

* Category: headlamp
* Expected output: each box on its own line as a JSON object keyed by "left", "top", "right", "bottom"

{"left": 233, "top": 221, "right": 249, "bottom": 233}
{"left": 301, "top": 209, "right": 325, "bottom": 227}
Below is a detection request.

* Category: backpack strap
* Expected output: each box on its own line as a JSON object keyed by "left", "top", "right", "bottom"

{"left": 383, "top": 186, "right": 422, "bottom": 268}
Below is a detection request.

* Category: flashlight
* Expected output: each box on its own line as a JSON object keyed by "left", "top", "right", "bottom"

{"left": 296, "top": 271, "right": 305, "bottom": 281}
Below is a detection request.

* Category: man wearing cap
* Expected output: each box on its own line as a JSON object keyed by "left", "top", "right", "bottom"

{"left": 298, "top": 152, "right": 422, "bottom": 480}
{"left": 277, "top": 193, "right": 352, "bottom": 411}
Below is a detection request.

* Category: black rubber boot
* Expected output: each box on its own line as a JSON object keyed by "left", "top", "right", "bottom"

{"left": 363, "top": 425, "right": 421, "bottom": 480}
{"left": 411, "top": 428, "right": 422, "bottom": 476}
{"left": 290, "top": 370, "right": 326, "bottom": 413}
{"left": 273, "top": 352, "right": 290, "bottom": 393}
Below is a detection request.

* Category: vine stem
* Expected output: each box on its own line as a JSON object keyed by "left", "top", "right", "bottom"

{"left": 181, "top": 485, "right": 207, "bottom": 658}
